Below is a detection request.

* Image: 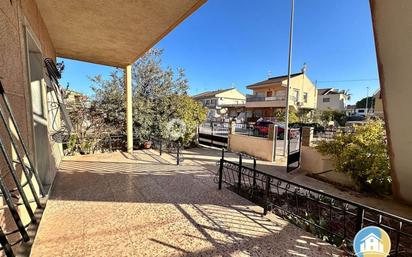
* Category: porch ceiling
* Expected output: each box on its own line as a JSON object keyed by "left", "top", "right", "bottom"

{"left": 35, "top": 0, "right": 206, "bottom": 67}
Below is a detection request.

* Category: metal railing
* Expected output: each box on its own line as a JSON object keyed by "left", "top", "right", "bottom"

{"left": 246, "top": 95, "right": 286, "bottom": 102}
{"left": 151, "top": 138, "right": 183, "bottom": 165}
{"left": 62, "top": 132, "right": 126, "bottom": 155}
{"left": 198, "top": 121, "right": 269, "bottom": 138}
{"left": 217, "top": 150, "right": 412, "bottom": 256}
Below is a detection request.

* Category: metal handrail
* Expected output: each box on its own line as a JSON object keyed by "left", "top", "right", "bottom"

{"left": 217, "top": 150, "right": 412, "bottom": 256}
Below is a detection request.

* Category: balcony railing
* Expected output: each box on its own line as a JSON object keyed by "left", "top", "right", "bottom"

{"left": 246, "top": 95, "right": 286, "bottom": 102}
{"left": 216, "top": 150, "right": 412, "bottom": 257}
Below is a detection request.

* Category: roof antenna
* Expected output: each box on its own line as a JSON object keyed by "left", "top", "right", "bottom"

{"left": 301, "top": 63, "right": 307, "bottom": 74}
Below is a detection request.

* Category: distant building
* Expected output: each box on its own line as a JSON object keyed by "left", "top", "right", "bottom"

{"left": 373, "top": 90, "right": 384, "bottom": 118}
{"left": 317, "top": 88, "right": 350, "bottom": 111}
{"left": 192, "top": 88, "right": 246, "bottom": 121}
{"left": 244, "top": 70, "right": 317, "bottom": 120}
{"left": 65, "top": 90, "right": 88, "bottom": 109}
{"left": 345, "top": 104, "right": 356, "bottom": 116}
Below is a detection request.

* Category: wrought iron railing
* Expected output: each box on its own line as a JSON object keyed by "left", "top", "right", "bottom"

{"left": 216, "top": 150, "right": 412, "bottom": 256}
{"left": 246, "top": 95, "right": 286, "bottom": 102}
{"left": 151, "top": 137, "right": 183, "bottom": 165}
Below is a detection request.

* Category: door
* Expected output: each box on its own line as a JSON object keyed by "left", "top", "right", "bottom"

{"left": 26, "top": 31, "right": 51, "bottom": 186}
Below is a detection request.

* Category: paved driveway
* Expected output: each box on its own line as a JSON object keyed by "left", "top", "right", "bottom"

{"left": 30, "top": 151, "right": 340, "bottom": 257}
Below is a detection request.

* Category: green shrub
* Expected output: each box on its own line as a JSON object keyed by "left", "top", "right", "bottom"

{"left": 316, "top": 120, "right": 391, "bottom": 195}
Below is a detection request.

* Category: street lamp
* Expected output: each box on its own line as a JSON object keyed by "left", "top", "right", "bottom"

{"left": 284, "top": 0, "right": 295, "bottom": 156}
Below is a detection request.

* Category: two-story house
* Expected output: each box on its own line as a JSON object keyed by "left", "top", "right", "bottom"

{"left": 244, "top": 71, "right": 317, "bottom": 120}
{"left": 317, "top": 88, "right": 350, "bottom": 111}
{"left": 192, "top": 88, "right": 246, "bottom": 120}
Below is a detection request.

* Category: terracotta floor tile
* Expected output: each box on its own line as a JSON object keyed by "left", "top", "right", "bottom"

{"left": 30, "top": 150, "right": 341, "bottom": 257}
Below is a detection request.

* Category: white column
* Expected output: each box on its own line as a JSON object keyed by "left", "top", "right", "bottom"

{"left": 125, "top": 65, "right": 133, "bottom": 152}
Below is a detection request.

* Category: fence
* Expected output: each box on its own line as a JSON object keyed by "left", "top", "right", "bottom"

{"left": 217, "top": 150, "right": 412, "bottom": 256}
{"left": 151, "top": 138, "right": 183, "bottom": 165}
{"left": 198, "top": 121, "right": 268, "bottom": 138}
{"left": 62, "top": 132, "right": 126, "bottom": 155}
{"left": 313, "top": 127, "right": 353, "bottom": 140}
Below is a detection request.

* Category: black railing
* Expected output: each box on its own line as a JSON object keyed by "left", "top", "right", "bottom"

{"left": 151, "top": 138, "right": 182, "bottom": 165}
{"left": 217, "top": 150, "right": 412, "bottom": 256}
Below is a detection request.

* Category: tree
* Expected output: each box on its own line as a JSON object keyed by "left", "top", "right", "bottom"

{"left": 296, "top": 109, "right": 313, "bottom": 123}
{"left": 356, "top": 96, "right": 375, "bottom": 109}
{"left": 320, "top": 109, "right": 347, "bottom": 126}
{"left": 316, "top": 120, "right": 391, "bottom": 195}
{"left": 65, "top": 90, "right": 113, "bottom": 154}
{"left": 89, "top": 48, "right": 207, "bottom": 147}
{"left": 164, "top": 94, "right": 207, "bottom": 145}
{"left": 90, "top": 71, "right": 125, "bottom": 133}
{"left": 274, "top": 109, "right": 299, "bottom": 123}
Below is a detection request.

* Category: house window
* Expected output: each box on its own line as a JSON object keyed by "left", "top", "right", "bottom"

{"left": 266, "top": 91, "right": 273, "bottom": 97}
{"left": 206, "top": 100, "right": 210, "bottom": 105}
{"left": 294, "top": 89, "right": 299, "bottom": 100}
{"left": 303, "top": 92, "right": 308, "bottom": 103}
{"left": 323, "top": 98, "right": 330, "bottom": 103}
{"left": 211, "top": 99, "right": 216, "bottom": 105}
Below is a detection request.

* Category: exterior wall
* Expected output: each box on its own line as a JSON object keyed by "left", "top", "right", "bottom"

{"left": 374, "top": 95, "right": 384, "bottom": 117}
{"left": 300, "top": 146, "right": 356, "bottom": 189}
{"left": 195, "top": 89, "right": 246, "bottom": 120}
{"left": 216, "top": 89, "right": 246, "bottom": 105}
{"left": 289, "top": 74, "right": 317, "bottom": 110}
{"left": 247, "top": 74, "right": 317, "bottom": 111}
{"left": 317, "top": 94, "right": 346, "bottom": 111}
{"left": 0, "top": 0, "right": 59, "bottom": 241}
{"left": 228, "top": 134, "right": 275, "bottom": 161}
{"left": 245, "top": 99, "right": 286, "bottom": 108}
{"left": 370, "top": 0, "right": 412, "bottom": 204}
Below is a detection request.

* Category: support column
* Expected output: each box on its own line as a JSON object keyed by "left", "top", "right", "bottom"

{"left": 371, "top": 0, "right": 412, "bottom": 204}
{"left": 125, "top": 65, "right": 133, "bottom": 153}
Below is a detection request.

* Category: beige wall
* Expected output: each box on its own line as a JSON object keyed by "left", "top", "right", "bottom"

{"left": 228, "top": 134, "right": 275, "bottom": 161}
{"left": 374, "top": 94, "right": 384, "bottom": 117}
{"left": 370, "top": 0, "right": 412, "bottom": 204}
{"left": 0, "top": 0, "right": 58, "bottom": 240}
{"left": 317, "top": 93, "right": 347, "bottom": 111}
{"left": 248, "top": 74, "right": 317, "bottom": 111}
{"left": 301, "top": 146, "right": 356, "bottom": 189}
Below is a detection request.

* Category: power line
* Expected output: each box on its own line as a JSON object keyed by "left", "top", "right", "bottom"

{"left": 316, "top": 78, "right": 379, "bottom": 83}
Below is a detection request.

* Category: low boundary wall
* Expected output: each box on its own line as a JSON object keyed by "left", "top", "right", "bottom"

{"left": 228, "top": 134, "right": 275, "bottom": 161}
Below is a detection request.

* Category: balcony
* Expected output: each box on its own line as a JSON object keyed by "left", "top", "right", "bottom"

{"left": 246, "top": 95, "right": 286, "bottom": 108}
{"left": 28, "top": 150, "right": 342, "bottom": 256}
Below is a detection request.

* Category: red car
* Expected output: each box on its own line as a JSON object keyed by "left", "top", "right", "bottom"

{"left": 253, "top": 120, "right": 274, "bottom": 135}
{"left": 253, "top": 121, "right": 298, "bottom": 139}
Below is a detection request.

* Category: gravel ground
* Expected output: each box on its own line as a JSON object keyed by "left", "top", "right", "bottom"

{"left": 30, "top": 151, "right": 341, "bottom": 257}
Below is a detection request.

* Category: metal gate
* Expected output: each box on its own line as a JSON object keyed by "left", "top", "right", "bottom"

{"left": 287, "top": 127, "right": 302, "bottom": 173}
{"left": 198, "top": 133, "right": 228, "bottom": 148}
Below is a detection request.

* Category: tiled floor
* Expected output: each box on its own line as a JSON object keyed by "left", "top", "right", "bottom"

{"left": 30, "top": 150, "right": 341, "bottom": 257}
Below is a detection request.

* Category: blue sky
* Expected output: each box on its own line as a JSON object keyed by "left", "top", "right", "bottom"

{"left": 59, "top": 0, "right": 379, "bottom": 104}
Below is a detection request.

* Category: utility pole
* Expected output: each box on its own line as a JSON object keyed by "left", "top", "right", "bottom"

{"left": 365, "top": 86, "right": 369, "bottom": 116}
{"left": 284, "top": 0, "right": 295, "bottom": 156}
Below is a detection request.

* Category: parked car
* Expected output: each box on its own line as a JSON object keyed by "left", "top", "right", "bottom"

{"left": 253, "top": 120, "right": 274, "bottom": 135}
{"left": 253, "top": 120, "right": 297, "bottom": 139}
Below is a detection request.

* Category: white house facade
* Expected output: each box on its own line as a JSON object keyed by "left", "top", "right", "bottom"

{"left": 317, "top": 88, "right": 350, "bottom": 111}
